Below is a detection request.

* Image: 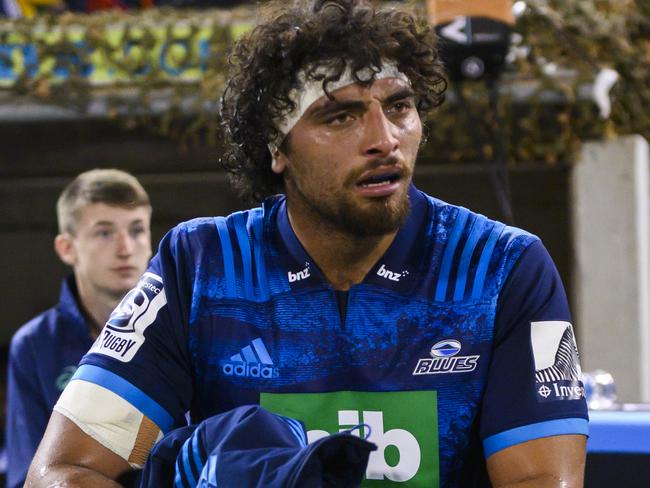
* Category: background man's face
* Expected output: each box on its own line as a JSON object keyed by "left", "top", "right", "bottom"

{"left": 67, "top": 203, "right": 152, "bottom": 300}
{"left": 274, "top": 77, "right": 422, "bottom": 236}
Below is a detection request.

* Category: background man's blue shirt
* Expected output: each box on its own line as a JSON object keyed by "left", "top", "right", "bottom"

{"left": 6, "top": 276, "right": 94, "bottom": 488}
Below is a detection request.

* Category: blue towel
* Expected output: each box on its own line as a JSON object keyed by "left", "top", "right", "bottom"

{"left": 139, "top": 405, "right": 376, "bottom": 488}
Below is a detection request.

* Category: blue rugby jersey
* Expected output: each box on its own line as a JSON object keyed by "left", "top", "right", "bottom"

{"left": 75, "top": 186, "right": 588, "bottom": 486}
{"left": 6, "top": 276, "right": 94, "bottom": 488}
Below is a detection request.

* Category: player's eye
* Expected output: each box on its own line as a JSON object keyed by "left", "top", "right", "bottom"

{"left": 325, "top": 112, "right": 354, "bottom": 126}
{"left": 387, "top": 99, "right": 415, "bottom": 114}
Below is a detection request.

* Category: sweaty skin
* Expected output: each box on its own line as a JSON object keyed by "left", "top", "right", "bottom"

{"left": 487, "top": 435, "right": 586, "bottom": 487}
{"left": 26, "top": 413, "right": 130, "bottom": 487}
{"left": 25, "top": 78, "right": 586, "bottom": 487}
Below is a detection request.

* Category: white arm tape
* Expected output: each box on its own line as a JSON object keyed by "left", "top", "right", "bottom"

{"left": 54, "top": 379, "right": 161, "bottom": 468}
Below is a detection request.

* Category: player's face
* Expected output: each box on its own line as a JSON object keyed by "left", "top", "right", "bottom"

{"left": 65, "top": 203, "right": 152, "bottom": 300}
{"left": 274, "top": 77, "right": 422, "bottom": 236}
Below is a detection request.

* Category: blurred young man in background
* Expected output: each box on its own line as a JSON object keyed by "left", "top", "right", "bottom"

{"left": 7, "top": 169, "right": 152, "bottom": 488}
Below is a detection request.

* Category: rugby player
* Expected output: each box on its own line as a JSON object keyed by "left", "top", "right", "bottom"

{"left": 8, "top": 169, "right": 152, "bottom": 488}
{"left": 26, "top": 1, "right": 588, "bottom": 486}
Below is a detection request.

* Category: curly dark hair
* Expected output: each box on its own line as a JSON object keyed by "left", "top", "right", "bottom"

{"left": 220, "top": 0, "right": 447, "bottom": 203}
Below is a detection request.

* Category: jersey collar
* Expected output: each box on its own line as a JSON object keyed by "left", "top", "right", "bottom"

{"left": 362, "top": 185, "right": 430, "bottom": 293}
{"left": 271, "top": 184, "right": 431, "bottom": 294}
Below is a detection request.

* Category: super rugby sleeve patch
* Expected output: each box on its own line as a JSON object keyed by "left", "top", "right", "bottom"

{"left": 531, "top": 321, "right": 585, "bottom": 402}
{"left": 54, "top": 378, "right": 164, "bottom": 467}
{"left": 91, "top": 272, "right": 167, "bottom": 362}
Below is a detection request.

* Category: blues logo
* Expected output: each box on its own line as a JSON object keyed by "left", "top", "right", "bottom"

{"left": 94, "top": 272, "right": 167, "bottom": 362}
{"left": 412, "top": 339, "right": 480, "bottom": 375}
{"left": 430, "top": 340, "right": 462, "bottom": 358}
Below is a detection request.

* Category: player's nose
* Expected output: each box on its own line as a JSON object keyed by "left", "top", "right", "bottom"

{"left": 361, "top": 107, "right": 399, "bottom": 158}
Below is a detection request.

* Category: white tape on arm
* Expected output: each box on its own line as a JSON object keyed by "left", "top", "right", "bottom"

{"left": 54, "top": 379, "right": 162, "bottom": 468}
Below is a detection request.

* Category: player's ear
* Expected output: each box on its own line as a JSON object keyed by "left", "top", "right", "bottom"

{"left": 54, "top": 233, "right": 77, "bottom": 266}
{"left": 271, "top": 150, "right": 288, "bottom": 175}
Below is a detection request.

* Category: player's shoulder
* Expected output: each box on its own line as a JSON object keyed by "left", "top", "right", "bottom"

{"left": 425, "top": 194, "right": 537, "bottom": 247}
{"left": 157, "top": 203, "right": 278, "bottom": 287}
{"left": 421, "top": 193, "right": 540, "bottom": 299}
{"left": 167, "top": 216, "right": 223, "bottom": 242}
{"left": 165, "top": 204, "right": 271, "bottom": 248}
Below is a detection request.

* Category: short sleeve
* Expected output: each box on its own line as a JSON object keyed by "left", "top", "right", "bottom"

{"left": 75, "top": 225, "right": 195, "bottom": 433}
{"left": 480, "top": 240, "right": 589, "bottom": 457}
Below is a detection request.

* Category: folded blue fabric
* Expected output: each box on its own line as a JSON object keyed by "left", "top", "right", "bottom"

{"left": 139, "top": 405, "right": 376, "bottom": 488}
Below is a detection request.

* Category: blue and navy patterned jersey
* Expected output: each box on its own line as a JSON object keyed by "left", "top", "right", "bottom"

{"left": 7, "top": 276, "right": 94, "bottom": 488}
{"left": 76, "top": 186, "right": 588, "bottom": 487}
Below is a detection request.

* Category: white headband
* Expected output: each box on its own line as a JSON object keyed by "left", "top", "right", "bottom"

{"left": 268, "top": 60, "right": 410, "bottom": 157}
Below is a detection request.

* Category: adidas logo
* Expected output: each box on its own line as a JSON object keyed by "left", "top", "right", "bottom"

{"left": 221, "top": 337, "right": 279, "bottom": 379}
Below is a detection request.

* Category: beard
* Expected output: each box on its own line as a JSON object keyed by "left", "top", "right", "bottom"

{"left": 286, "top": 171, "right": 412, "bottom": 237}
{"left": 314, "top": 191, "right": 410, "bottom": 236}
